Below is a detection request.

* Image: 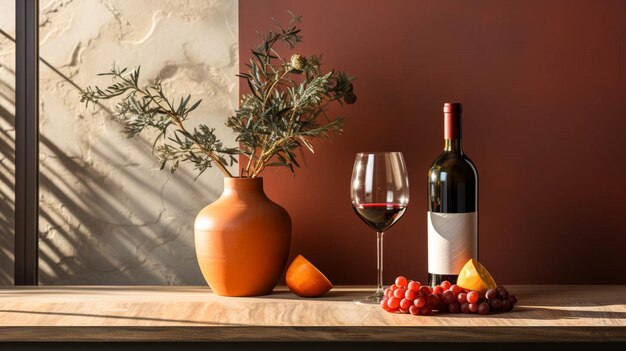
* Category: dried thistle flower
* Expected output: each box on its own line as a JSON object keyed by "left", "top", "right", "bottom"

{"left": 289, "top": 54, "right": 307, "bottom": 72}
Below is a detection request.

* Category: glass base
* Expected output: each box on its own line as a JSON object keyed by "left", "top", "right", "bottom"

{"left": 354, "top": 290, "right": 385, "bottom": 305}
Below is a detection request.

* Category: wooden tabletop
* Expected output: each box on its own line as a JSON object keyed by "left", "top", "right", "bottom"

{"left": 0, "top": 285, "right": 624, "bottom": 342}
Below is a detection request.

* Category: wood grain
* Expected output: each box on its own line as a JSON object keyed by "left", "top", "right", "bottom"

{"left": 0, "top": 285, "right": 624, "bottom": 342}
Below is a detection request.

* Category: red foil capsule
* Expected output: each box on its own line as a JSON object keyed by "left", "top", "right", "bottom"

{"left": 444, "top": 102, "right": 462, "bottom": 140}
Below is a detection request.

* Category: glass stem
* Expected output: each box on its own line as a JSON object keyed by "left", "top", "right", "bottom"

{"left": 376, "top": 231, "right": 384, "bottom": 296}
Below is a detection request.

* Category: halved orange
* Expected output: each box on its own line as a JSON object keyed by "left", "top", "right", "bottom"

{"left": 286, "top": 255, "right": 333, "bottom": 297}
{"left": 456, "top": 258, "right": 497, "bottom": 294}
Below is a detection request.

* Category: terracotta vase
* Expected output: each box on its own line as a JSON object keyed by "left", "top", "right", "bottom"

{"left": 194, "top": 177, "right": 291, "bottom": 296}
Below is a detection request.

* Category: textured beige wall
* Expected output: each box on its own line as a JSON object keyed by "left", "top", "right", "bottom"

{"left": 0, "top": 0, "right": 16, "bottom": 285}
{"left": 0, "top": 0, "right": 238, "bottom": 284}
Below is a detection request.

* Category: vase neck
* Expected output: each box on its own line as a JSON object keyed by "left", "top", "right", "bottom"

{"left": 222, "top": 177, "right": 266, "bottom": 198}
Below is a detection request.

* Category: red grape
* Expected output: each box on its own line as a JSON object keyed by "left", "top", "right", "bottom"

{"left": 395, "top": 276, "right": 408, "bottom": 288}
{"left": 393, "top": 288, "right": 405, "bottom": 299}
{"left": 408, "top": 281, "right": 421, "bottom": 292}
{"left": 465, "top": 290, "right": 479, "bottom": 303}
{"left": 404, "top": 289, "right": 417, "bottom": 301}
{"left": 387, "top": 297, "right": 400, "bottom": 310}
{"left": 427, "top": 294, "right": 440, "bottom": 309}
{"left": 432, "top": 285, "right": 444, "bottom": 295}
{"left": 390, "top": 284, "right": 398, "bottom": 291}
{"left": 469, "top": 303, "right": 478, "bottom": 313}
{"left": 409, "top": 305, "right": 420, "bottom": 315}
{"left": 461, "top": 302, "right": 471, "bottom": 313}
{"left": 501, "top": 299, "right": 512, "bottom": 312}
{"left": 489, "top": 298, "right": 502, "bottom": 310}
{"left": 457, "top": 292, "right": 467, "bottom": 304}
{"left": 498, "top": 288, "right": 509, "bottom": 300}
{"left": 485, "top": 289, "right": 497, "bottom": 300}
{"left": 384, "top": 288, "right": 392, "bottom": 298}
{"left": 399, "top": 308, "right": 409, "bottom": 314}
{"left": 414, "top": 296, "right": 426, "bottom": 308}
{"left": 381, "top": 298, "right": 390, "bottom": 311}
{"left": 442, "top": 290, "right": 456, "bottom": 304}
{"left": 440, "top": 280, "right": 452, "bottom": 290}
{"left": 447, "top": 302, "right": 461, "bottom": 313}
{"left": 508, "top": 295, "right": 518, "bottom": 305}
{"left": 467, "top": 291, "right": 479, "bottom": 304}
{"left": 418, "top": 286, "right": 432, "bottom": 297}
{"left": 400, "top": 298, "right": 412, "bottom": 310}
{"left": 419, "top": 306, "right": 432, "bottom": 315}
{"left": 478, "top": 302, "right": 490, "bottom": 315}
{"left": 449, "top": 284, "right": 463, "bottom": 295}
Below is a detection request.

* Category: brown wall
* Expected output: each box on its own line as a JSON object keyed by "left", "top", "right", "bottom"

{"left": 239, "top": 0, "right": 626, "bottom": 285}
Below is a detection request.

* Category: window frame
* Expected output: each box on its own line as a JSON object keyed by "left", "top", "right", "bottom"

{"left": 14, "top": 0, "right": 39, "bottom": 285}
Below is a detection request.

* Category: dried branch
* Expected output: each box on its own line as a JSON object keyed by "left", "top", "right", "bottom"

{"left": 80, "top": 12, "right": 356, "bottom": 179}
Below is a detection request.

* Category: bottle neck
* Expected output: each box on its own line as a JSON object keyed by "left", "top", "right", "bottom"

{"left": 443, "top": 106, "right": 462, "bottom": 153}
{"left": 444, "top": 138, "right": 464, "bottom": 154}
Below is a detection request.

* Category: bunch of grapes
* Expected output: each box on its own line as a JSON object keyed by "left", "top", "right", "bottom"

{"left": 380, "top": 276, "right": 517, "bottom": 316}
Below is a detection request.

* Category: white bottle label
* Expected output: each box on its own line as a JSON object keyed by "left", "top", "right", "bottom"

{"left": 428, "top": 211, "right": 478, "bottom": 275}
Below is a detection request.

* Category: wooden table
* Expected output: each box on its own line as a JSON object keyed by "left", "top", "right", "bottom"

{"left": 0, "top": 285, "right": 624, "bottom": 343}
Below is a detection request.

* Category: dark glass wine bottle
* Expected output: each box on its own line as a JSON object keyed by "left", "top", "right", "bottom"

{"left": 427, "top": 103, "right": 478, "bottom": 286}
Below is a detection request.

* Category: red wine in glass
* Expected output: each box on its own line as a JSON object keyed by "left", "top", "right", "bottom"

{"left": 352, "top": 203, "right": 407, "bottom": 232}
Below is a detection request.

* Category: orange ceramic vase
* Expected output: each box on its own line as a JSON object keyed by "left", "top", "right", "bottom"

{"left": 194, "top": 177, "right": 291, "bottom": 296}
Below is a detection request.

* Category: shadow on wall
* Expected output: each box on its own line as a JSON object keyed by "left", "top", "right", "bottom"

{"left": 0, "top": 60, "right": 220, "bottom": 285}
{"left": 0, "top": 65, "right": 15, "bottom": 285}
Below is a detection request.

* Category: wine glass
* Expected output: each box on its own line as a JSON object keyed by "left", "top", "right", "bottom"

{"left": 351, "top": 152, "right": 409, "bottom": 304}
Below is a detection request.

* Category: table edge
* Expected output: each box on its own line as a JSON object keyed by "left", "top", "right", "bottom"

{"left": 0, "top": 326, "right": 624, "bottom": 342}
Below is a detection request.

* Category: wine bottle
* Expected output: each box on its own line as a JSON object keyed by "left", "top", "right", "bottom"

{"left": 427, "top": 103, "right": 478, "bottom": 286}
